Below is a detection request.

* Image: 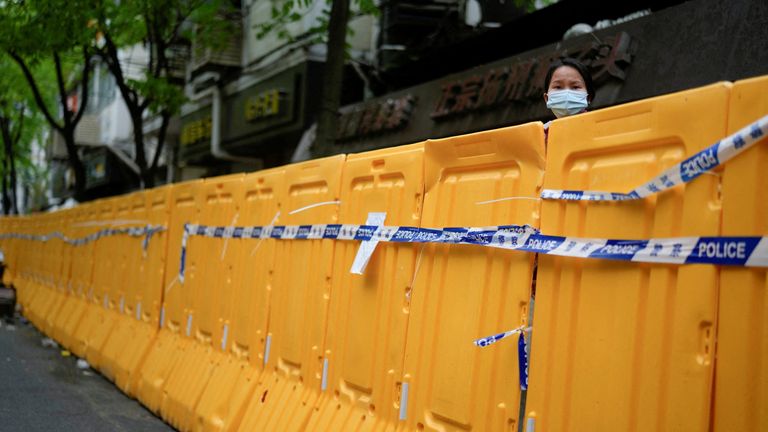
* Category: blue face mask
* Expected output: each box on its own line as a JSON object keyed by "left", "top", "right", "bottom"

{"left": 546, "top": 89, "right": 588, "bottom": 118}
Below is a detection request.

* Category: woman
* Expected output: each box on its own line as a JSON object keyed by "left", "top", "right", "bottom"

{"left": 527, "top": 58, "right": 595, "bottom": 332}
{"left": 543, "top": 57, "right": 595, "bottom": 122}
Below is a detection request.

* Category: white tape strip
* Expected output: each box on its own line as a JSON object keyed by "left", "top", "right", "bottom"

{"left": 321, "top": 358, "right": 329, "bottom": 391}
{"left": 264, "top": 334, "right": 272, "bottom": 366}
{"left": 476, "top": 196, "right": 541, "bottom": 205}
{"left": 186, "top": 314, "right": 193, "bottom": 337}
{"left": 288, "top": 200, "right": 340, "bottom": 215}
{"left": 221, "top": 323, "right": 229, "bottom": 351}
{"left": 399, "top": 382, "right": 409, "bottom": 421}
{"left": 541, "top": 113, "right": 768, "bottom": 201}
{"left": 350, "top": 212, "right": 387, "bottom": 274}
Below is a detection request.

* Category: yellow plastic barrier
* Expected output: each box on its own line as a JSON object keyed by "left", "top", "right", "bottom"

{"left": 18, "top": 215, "right": 41, "bottom": 309}
{"left": 238, "top": 155, "right": 345, "bottom": 431}
{"left": 27, "top": 210, "right": 68, "bottom": 332}
{"left": 23, "top": 212, "right": 50, "bottom": 327}
{"left": 56, "top": 202, "right": 99, "bottom": 352}
{"left": 713, "top": 76, "right": 768, "bottom": 432}
{"left": 0, "top": 215, "right": 17, "bottom": 287}
{"left": 100, "top": 187, "right": 172, "bottom": 396}
{"left": 194, "top": 167, "right": 285, "bottom": 432}
{"left": 49, "top": 206, "right": 82, "bottom": 343}
{"left": 39, "top": 207, "right": 76, "bottom": 337}
{"left": 398, "top": 123, "right": 544, "bottom": 432}
{"left": 69, "top": 199, "right": 116, "bottom": 358}
{"left": 113, "top": 186, "right": 173, "bottom": 395}
{"left": 161, "top": 173, "right": 244, "bottom": 431}
{"left": 305, "top": 143, "right": 425, "bottom": 430}
{"left": 82, "top": 196, "right": 127, "bottom": 370}
{"left": 99, "top": 192, "right": 148, "bottom": 382}
{"left": 525, "top": 83, "right": 730, "bottom": 432}
{"left": 134, "top": 179, "right": 203, "bottom": 413}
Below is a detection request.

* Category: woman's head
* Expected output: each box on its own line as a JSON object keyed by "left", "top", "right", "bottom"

{"left": 543, "top": 58, "right": 595, "bottom": 118}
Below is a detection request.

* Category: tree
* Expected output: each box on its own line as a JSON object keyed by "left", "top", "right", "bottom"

{"left": 92, "top": 0, "right": 231, "bottom": 188}
{"left": 255, "top": 0, "right": 378, "bottom": 156}
{"left": 0, "top": 57, "right": 50, "bottom": 214}
{"left": 0, "top": 0, "right": 96, "bottom": 200}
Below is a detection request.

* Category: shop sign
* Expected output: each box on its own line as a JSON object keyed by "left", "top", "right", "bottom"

{"left": 180, "top": 115, "right": 212, "bottom": 147}
{"left": 431, "top": 32, "right": 632, "bottom": 119}
{"left": 336, "top": 94, "right": 416, "bottom": 141}
{"left": 244, "top": 89, "right": 286, "bottom": 122}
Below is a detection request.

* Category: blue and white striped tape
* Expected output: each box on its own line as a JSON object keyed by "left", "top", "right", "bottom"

{"left": 541, "top": 113, "right": 768, "bottom": 201}
{"left": 0, "top": 225, "right": 165, "bottom": 247}
{"left": 177, "top": 221, "right": 768, "bottom": 282}
{"left": 177, "top": 222, "right": 536, "bottom": 282}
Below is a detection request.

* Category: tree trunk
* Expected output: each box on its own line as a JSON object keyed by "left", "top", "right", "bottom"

{"left": 1, "top": 150, "right": 9, "bottom": 215}
{"left": 313, "top": 0, "right": 352, "bottom": 156}
{"left": 130, "top": 110, "right": 153, "bottom": 188}
{"left": 0, "top": 117, "right": 15, "bottom": 213}
{"left": 61, "top": 129, "right": 87, "bottom": 201}
{"left": 8, "top": 139, "right": 17, "bottom": 214}
{"left": 147, "top": 110, "right": 171, "bottom": 185}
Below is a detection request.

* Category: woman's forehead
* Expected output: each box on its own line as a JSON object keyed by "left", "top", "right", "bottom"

{"left": 551, "top": 65, "right": 584, "bottom": 82}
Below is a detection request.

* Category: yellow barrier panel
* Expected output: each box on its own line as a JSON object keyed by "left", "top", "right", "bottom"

{"left": 0, "top": 215, "right": 17, "bottom": 287}
{"left": 81, "top": 196, "right": 126, "bottom": 369}
{"left": 24, "top": 212, "right": 54, "bottom": 328}
{"left": 112, "top": 185, "right": 172, "bottom": 396}
{"left": 238, "top": 155, "right": 345, "bottom": 431}
{"left": 135, "top": 179, "right": 203, "bottom": 413}
{"left": 15, "top": 215, "right": 37, "bottom": 307}
{"left": 24, "top": 212, "right": 53, "bottom": 329}
{"left": 100, "top": 188, "right": 173, "bottom": 396}
{"left": 713, "top": 75, "right": 768, "bottom": 432}
{"left": 57, "top": 202, "right": 99, "bottom": 352}
{"left": 29, "top": 209, "right": 72, "bottom": 333}
{"left": 68, "top": 198, "right": 116, "bottom": 357}
{"left": 305, "top": 143, "right": 425, "bottom": 431}
{"left": 40, "top": 207, "right": 76, "bottom": 337}
{"left": 100, "top": 192, "right": 148, "bottom": 382}
{"left": 525, "top": 83, "right": 730, "bottom": 431}
{"left": 399, "top": 123, "right": 544, "bottom": 432}
{"left": 161, "top": 173, "right": 244, "bottom": 431}
{"left": 194, "top": 167, "right": 285, "bottom": 432}
{"left": 50, "top": 206, "right": 82, "bottom": 343}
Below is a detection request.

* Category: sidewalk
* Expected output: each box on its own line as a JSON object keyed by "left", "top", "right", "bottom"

{"left": 0, "top": 314, "right": 174, "bottom": 432}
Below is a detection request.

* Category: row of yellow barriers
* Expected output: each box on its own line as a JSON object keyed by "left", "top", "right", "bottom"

{"left": 1, "top": 76, "right": 766, "bottom": 431}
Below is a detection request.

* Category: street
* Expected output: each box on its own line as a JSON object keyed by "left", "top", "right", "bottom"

{"left": 0, "top": 314, "right": 173, "bottom": 432}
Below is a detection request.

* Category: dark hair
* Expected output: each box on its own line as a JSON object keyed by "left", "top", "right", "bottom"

{"left": 544, "top": 57, "right": 595, "bottom": 102}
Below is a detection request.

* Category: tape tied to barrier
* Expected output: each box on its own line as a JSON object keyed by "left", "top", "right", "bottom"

{"left": 0, "top": 225, "right": 165, "bottom": 249}
{"left": 541, "top": 113, "right": 768, "bottom": 201}
{"left": 177, "top": 221, "right": 768, "bottom": 282}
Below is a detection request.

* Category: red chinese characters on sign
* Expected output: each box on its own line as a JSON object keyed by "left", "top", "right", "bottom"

{"left": 337, "top": 94, "right": 416, "bottom": 141}
{"left": 431, "top": 32, "right": 633, "bottom": 119}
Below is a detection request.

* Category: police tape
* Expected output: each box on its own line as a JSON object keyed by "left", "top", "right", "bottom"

{"left": 177, "top": 221, "right": 768, "bottom": 282}
{"left": 474, "top": 326, "right": 531, "bottom": 348}
{"left": 541, "top": 113, "right": 768, "bottom": 201}
{"left": 0, "top": 225, "right": 165, "bottom": 248}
